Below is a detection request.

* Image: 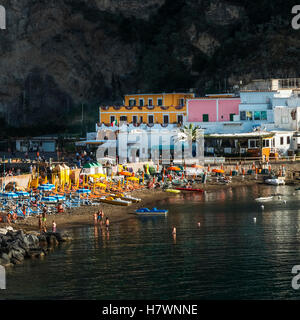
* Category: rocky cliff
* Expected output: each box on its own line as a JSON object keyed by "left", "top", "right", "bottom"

{"left": 0, "top": 0, "right": 297, "bottom": 133}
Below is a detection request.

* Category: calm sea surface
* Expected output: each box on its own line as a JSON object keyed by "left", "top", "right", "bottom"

{"left": 2, "top": 184, "right": 300, "bottom": 300}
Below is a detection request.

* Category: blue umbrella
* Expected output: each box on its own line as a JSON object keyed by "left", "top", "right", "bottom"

{"left": 53, "top": 195, "right": 66, "bottom": 201}
{"left": 41, "top": 196, "right": 58, "bottom": 203}
{"left": 16, "top": 191, "right": 30, "bottom": 197}
{"left": 1, "top": 192, "right": 19, "bottom": 198}
{"left": 38, "top": 184, "right": 55, "bottom": 191}
{"left": 76, "top": 189, "right": 91, "bottom": 194}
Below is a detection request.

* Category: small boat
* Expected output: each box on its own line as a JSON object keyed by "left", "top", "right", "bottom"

{"left": 165, "top": 189, "right": 181, "bottom": 194}
{"left": 99, "top": 196, "right": 131, "bottom": 206}
{"left": 135, "top": 207, "right": 168, "bottom": 215}
{"left": 255, "top": 196, "right": 273, "bottom": 202}
{"left": 175, "top": 187, "right": 204, "bottom": 192}
{"left": 264, "top": 178, "right": 285, "bottom": 186}
{"left": 111, "top": 193, "right": 141, "bottom": 203}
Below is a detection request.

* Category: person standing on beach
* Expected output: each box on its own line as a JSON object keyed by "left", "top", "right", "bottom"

{"left": 38, "top": 215, "right": 42, "bottom": 232}
{"left": 105, "top": 217, "right": 110, "bottom": 231}
{"left": 52, "top": 220, "right": 57, "bottom": 233}
{"left": 42, "top": 206, "right": 47, "bottom": 229}
{"left": 97, "top": 210, "right": 102, "bottom": 224}
{"left": 94, "top": 212, "right": 98, "bottom": 224}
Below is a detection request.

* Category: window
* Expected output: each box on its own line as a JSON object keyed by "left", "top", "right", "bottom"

{"left": 110, "top": 116, "right": 115, "bottom": 124}
{"left": 240, "top": 111, "right": 246, "bottom": 120}
{"left": 281, "top": 116, "right": 288, "bottom": 124}
{"left": 203, "top": 114, "right": 209, "bottom": 122}
{"left": 177, "top": 115, "right": 183, "bottom": 124}
{"left": 249, "top": 140, "right": 257, "bottom": 148}
{"left": 261, "top": 111, "right": 267, "bottom": 120}
{"left": 280, "top": 137, "right": 284, "bottom": 145}
{"left": 287, "top": 136, "right": 290, "bottom": 144}
{"left": 148, "top": 98, "right": 153, "bottom": 106}
{"left": 263, "top": 139, "right": 270, "bottom": 147}
{"left": 129, "top": 99, "right": 136, "bottom": 107}
{"left": 157, "top": 98, "right": 163, "bottom": 106}
{"left": 178, "top": 98, "right": 184, "bottom": 106}
{"left": 230, "top": 113, "right": 235, "bottom": 121}
{"left": 163, "top": 115, "right": 169, "bottom": 124}
{"left": 148, "top": 115, "right": 154, "bottom": 124}
{"left": 254, "top": 111, "right": 261, "bottom": 120}
{"left": 139, "top": 99, "right": 144, "bottom": 107}
{"left": 132, "top": 115, "right": 137, "bottom": 124}
{"left": 246, "top": 111, "right": 253, "bottom": 120}
{"left": 140, "top": 116, "right": 143, "bottom": 123}
{"left": 120, "top": 116, "right": 127, "bottom": 122}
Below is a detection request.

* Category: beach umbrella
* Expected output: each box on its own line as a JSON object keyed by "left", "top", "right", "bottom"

{"left": 16, "top": 191, "right": 30, "bottom": 197}
{"left": 119, "top": 171, "right": 132, "bottom": 177}
{"left": 191, "top": 164, "right": 204, "bottom": 168}
{"left": 1, "top": 192, "right": 18, "bottom": 198}
{"left": 96, "top": 183, "right": 107, "bottom": 189}
{"left": 41, "top": 196, "right": 58, "bottom": 203}
{"left": 76, "top": 189, "right": 91, "bottom": 194}
{"left": 127, "top": 177, "right": 139, "bottom": 182}
{"left": 38, "top": 185, "right": 55, "bottom": 191}
{"left": 212, "top": 169, "right": 225, "bottom": 174}
{"left": 167, "top": 166, "right": 181, "bottom": 171}
{"left": 53, "top": 195, "right": 66, "bottom": 201}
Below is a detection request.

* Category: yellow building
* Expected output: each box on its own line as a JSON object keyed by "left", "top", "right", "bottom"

{"left": 99, "top": 92, "right": 195, "bottom": 125}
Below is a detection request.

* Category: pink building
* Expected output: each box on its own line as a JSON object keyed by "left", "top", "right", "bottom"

{"left": 187, "top": 98, "right": 240, "bottom": 122}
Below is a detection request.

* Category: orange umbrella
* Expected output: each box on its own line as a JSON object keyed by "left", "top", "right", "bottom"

{"left": 167, "top": 166, "right": 181, "bottom": 171}
{"left": 212, "top": 169, "right": 225, "bottom": 173}
{"left": 119, "top": 171, "right": 132, "bottom": 176}
{"left": 191, "top": 164, "right": 203, "bottom": 168}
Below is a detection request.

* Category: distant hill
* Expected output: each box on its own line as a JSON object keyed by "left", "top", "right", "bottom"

{"left": 0, "top": 0, "right": 298, "bottom": 135}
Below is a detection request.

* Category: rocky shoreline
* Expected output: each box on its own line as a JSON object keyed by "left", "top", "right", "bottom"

{"left": 0, "top": 227, "right": 72, "bottom": 267}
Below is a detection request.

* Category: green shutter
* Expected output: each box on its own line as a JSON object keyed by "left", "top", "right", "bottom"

{"left": 203, "top": 114, "right": 209, "bottom": 122}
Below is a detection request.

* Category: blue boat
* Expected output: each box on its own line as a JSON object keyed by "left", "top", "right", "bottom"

{"left": 135, "top": 207, "right": 168, "bottom": 215}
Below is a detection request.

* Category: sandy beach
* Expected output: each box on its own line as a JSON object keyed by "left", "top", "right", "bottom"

{"left": 6, "top": 174, "right": 295, "bottom": 232}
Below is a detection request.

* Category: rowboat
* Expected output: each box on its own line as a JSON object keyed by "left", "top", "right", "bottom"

{"left": 135, "top": 207, "right": 168, "bottom": 216}
{"left": 255, "top": 196, "right": 273, "bottom": 202}
{"left": 175, "top": 187, "right": 204, "bottom": 192}
{"left": 110, "top": 193, "right": 141, "bottom": 203}
{"left": 99, "top": 196, "right": 131, "bottom": 206}
{"left": 165, "top": 189, "right": 181, "bottom": 194}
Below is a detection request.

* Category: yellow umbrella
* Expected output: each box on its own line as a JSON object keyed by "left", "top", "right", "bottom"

{"left": 127, "top": 177, "right": 139, "bottom": 182}
{"left": 96, "top": 183, "right": 107, "bottom": 189}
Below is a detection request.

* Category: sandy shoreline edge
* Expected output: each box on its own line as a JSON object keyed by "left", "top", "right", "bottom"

{"left": 7, "top": 176, "right": 294, "bottom": 232}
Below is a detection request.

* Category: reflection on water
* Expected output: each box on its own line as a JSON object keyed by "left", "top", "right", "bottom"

{"left": 1, "top": 185, "right": 300, "bottom": 300}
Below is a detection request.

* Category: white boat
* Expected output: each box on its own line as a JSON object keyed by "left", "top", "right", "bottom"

{"left": 99, "top": 196, "right": 132, "bottom": 206}
{"left": 255, "top": 196, "right": 273, "bottom": 202}
{"left": 265, "top": 178, "right": 285, "bottom": 186}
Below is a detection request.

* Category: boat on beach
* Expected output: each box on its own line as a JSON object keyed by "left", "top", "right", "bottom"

{"left": 110, "top": 193, "right": 141, "bottom": 203}
{"left": 165, "top": 189, "right": 181, "bottom": 194}
{"left": 135, "top": 207, "right": 168, "bottom": 216}
{"left": 255, "top": 196, "right": 273, "bottom": 202}
{"left": 99, "top": 196, "right": 131, "bottom": 206}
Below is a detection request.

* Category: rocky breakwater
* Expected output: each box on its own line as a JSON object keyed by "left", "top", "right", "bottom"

{"left": 0, "top": 227, "right": 72, "bottom": 267}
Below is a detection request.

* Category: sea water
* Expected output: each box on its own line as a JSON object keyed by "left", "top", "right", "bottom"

{"left": 2, "top": 184, "right": 300, "bottom": 300}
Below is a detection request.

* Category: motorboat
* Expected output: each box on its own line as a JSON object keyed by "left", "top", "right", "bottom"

{"left": 135, "top": 207, "right": 168, "bottom": 215}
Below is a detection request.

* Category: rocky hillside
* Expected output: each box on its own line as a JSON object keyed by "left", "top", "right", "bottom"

{"left": 0, "top": 0, "right": 298, "bottom": 134}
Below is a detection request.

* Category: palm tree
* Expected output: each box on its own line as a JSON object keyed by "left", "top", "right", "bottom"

{"left": 179, "top": 123, "right": 201, "bottom": 143}
{"left": 174, "top": 124, "right": 202, "bottom": 163}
